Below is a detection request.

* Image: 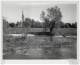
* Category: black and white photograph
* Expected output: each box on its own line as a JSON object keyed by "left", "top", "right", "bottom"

{"left": 2, "top": 1, "right": 77, "bottom": 60}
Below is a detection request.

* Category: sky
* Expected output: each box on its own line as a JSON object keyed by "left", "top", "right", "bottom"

{"left": 2, "top": 1, "right": 77, "bottom": 23}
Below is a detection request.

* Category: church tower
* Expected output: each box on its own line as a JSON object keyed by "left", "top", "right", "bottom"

{"left": 22, "top": 11, "right": 24, "bottom": 22}
{"left": 21, "top": 11, "right": 24, "bottom": 27}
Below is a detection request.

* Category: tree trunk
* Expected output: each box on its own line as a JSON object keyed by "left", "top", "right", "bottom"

{"left": 49, "top": 21, "right": 56, "bottom": 41}
{"left": 49, "top": 28, "right": 53, "bottom": 41}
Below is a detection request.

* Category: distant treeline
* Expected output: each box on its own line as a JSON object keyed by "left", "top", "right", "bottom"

{"left": 3, "top": 18, "right": 77, "bottom": 29}
{"left": 3, "top": 6, "right": 77, "bottom": 29}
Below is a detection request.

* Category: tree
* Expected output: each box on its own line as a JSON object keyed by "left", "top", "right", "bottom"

{"left": 9, "top": 23, "right": 15, "bottom": 28}
{"left": 40, "top": 6, "right": 62, "bottom": 34}
{"left": 64, "top": 23, "right": 72, "bottom": 28}
{"left": 16, "top": 21, "right": 22, "bottom": 28}
{"left": 23, "top": 18, "right": 32, "bottom": 27}
{"left": 40, "top": 6, "right": 62, "bottom": 41}
{"left": 3, "top": 17, "right": 9, "bottom": 33}
{"left": 71, "top": 22, "right": 77, "bottom": 28}
{"left": 3, "top": 18, "right": 9, "bottom": 29}
{"left": 64, "top": 22, "right": 77, "bottom": 28}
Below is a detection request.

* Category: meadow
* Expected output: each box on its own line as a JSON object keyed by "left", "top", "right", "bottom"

{"left": 3, "top": 28, "right": 77, "bottom": 59}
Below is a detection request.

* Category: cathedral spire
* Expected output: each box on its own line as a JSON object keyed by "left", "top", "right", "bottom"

{"left": 22, "top": 11, "right": 24, "bottom": 22}
{"left": 21, "top": 11, "right": 24, "bottom": 27}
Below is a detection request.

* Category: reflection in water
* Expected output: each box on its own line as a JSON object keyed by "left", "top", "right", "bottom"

{"left": 8, "top": 34, "right": 35, "bottom": 37}
{"left": 24, "top": 48, "right": 44, "bottom": 58}
{"left": 15, "top": 45, "right": 73, "bottom": 59}
{"left": 4, "top": 34, "right": 76, "bottom": 59}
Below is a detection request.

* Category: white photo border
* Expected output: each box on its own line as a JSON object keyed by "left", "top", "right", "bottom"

{"left": 0, "top": 0, "right": 79, "bottom": 65}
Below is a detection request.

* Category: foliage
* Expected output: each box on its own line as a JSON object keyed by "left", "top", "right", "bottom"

{"left": 9, "top": 23, "right": 16, "bottom": 28}
{"left": 64, "top": 22, "right": 77, "bottom": 28}
{"left": 3, "top": 18, "right": 9, "bottom": 29}
{"left": 40, "top": 6, "right": 62, "bottom": 33}
{"left": 22, "top": 18, "right": 43, "bottom": 28}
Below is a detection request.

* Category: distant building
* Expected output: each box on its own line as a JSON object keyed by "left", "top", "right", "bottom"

{"left": 21, "top": 11, "right": 25, "bottom": 27}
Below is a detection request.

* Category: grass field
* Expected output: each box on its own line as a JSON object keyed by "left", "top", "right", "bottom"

{"left": 3, "top": 32, "right": 77, "bottom": 59}
{"left": 3, "top": 28, "right": 77, "bottom": 36}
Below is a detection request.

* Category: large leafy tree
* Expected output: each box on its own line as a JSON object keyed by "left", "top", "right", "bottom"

{"left": 40, "top": 6, "right": 62, "bottom": 34}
